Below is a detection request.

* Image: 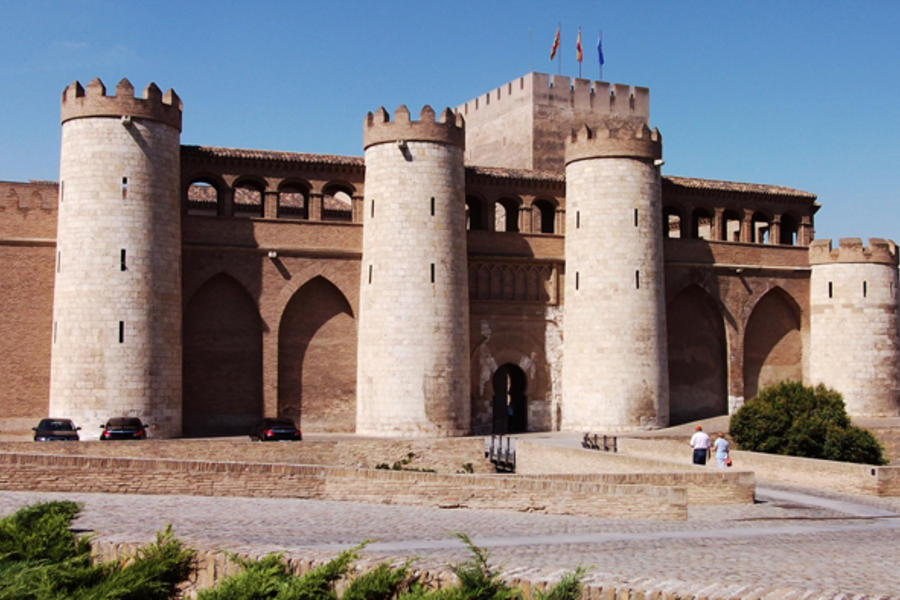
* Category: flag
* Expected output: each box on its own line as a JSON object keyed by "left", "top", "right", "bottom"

{"left": 550, "top": 27, "right": 560, "bottom": 60}
{"left": 576, "top": 29, "right": 583, "bottom": 63}
{"left": 597, "top": 36, "right": 605, "bottom": 66}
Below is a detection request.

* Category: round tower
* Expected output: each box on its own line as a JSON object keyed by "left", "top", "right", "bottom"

{"left": 50, "top": 78, "right": 183, "bottom": 437}
{"left": 809, "top": 238, "right": 900, "bottom": 416}
{"left": 561, "top": 119, "right": 669, "bottom": 430}
{"left": 356, "top": 105, "right": 470, "bottom": 436}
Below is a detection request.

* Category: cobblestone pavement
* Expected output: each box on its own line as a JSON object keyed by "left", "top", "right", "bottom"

{"left": 1, "top": 488, "right": 898, "bottom": 597}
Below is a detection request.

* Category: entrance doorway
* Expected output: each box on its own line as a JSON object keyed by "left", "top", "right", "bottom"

{"left": 492, "top": 364, "right": 527, "bottom": 434}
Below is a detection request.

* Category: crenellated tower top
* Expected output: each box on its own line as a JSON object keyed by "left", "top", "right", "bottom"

{"left": 564, "top": 119, "right": 661, "bottom": 165}
{"left": 809, "top": 238, "right": 899, "bottom": 266}
{"left": 363, "top": 105, "right": 464, "bottom": 150}
{"left": 61, "top": 78, "right": 182, "bottom": 131}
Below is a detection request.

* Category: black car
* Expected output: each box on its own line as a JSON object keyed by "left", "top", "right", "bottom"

{"left": 33, "top": 418, "right": 80, "bottom": 441}
{"left": 100, "top": 417, "right": 148, "bottom": 440}
{"left": 250, "top": 418, "right": 302, "bottom": 441}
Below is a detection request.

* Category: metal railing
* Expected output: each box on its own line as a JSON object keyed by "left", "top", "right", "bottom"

{"left": 582, "top": 432, "right": 617, "bottom": 452}
{"left": 484, "top": 435, "right": 516, "bottom": 472}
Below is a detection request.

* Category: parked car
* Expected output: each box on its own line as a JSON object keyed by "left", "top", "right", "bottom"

{"left": 33, "top": 418, "right": 80, "bottom": 441}
{"left": 250, "top": 418, "right": 302, "bottom": 441}
{"left": 100, "top": 417, "right": 148, "bottom": 440}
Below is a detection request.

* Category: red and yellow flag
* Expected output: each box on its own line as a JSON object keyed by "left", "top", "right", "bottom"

{"left": 576, "top": 28, "right": 583, "bottom": 63}
{"left": 550, "top": 27, "right": 560, "bottom": 60}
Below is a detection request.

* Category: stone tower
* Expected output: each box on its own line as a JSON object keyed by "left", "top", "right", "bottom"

{"left": 50, "top": 78, "right": 183, "bottom": 437}
{"left": 561, "top": 119, "right": 669, "bottom": 430}
{"left": 356, "top": 105, "right": 470, "bottom": 436}
{"left": 809, "top": 238, "right": 900, "bottom": 416}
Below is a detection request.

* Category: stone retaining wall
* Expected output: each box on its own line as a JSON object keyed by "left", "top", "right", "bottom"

{"left": 617, "top": 438, "right": 900, "bottom": 496}
{"left": 0, "top": 452, "right": 687, "bottom": 520}
{"left": 91, "top": 539, "right": 881, "bottom": 600}
{"left": 515, "top": 440, "right": 755, "bottom": 504}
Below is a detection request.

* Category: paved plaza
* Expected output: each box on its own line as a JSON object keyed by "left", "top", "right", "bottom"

{"left": 1, "top": 485, "right": 898, "bottom": 598}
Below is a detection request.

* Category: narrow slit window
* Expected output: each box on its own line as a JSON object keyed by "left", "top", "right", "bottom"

{"left": 635, "top": 270, "right": 640, "bottom": 289}
{"left": 120, "top": 249, "right": 127, "bottom": 271}
{"left": 828, "top": 282, "right": 833, "bottom": 298}
{"left": 634, "top": 208, "right": 639, "bottom": 227}
{"left": 371, "top": 199, "right": 375, "bottom": 218}
{"left": 430, "top": 263, "right": 435, "bottom": 283}
{"left": 118, "top": 321, "right": 125, "bottom": 343}
{"left": 576, "top": 211, "right": 580, "bottom": 229}
{"left": 56, "top": 251, "right": 60, "bottom": 273}
{"left": 430, "top": 197, "right": 435, "bottom": 216}
{"left": 368, "top": 264, "right": 373, "bottom": 284}
{"left": 121, "top": 177, "right": 128, "bottom": 199}
{"left": 59, "top": 181, "right": 64, "bottom": 203}
{"left": 575, "top": 271, "right": 579, "bottom": 290}
{"left": 863, "top": 281, "right": 867, "bottom": 298}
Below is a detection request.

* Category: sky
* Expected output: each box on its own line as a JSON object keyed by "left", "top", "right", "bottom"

{"left": 1, "top": 0, "right": 898, "bottom": 242}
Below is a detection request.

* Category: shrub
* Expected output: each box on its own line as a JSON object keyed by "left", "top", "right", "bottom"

{"left": 730, "top": 381, "right": 886, "bottom": 465}
{"left": 0, "top": 501, "right": 195, "bottom": 600}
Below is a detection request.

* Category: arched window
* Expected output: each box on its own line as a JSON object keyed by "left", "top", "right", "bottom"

{"left": 533, "top": 199, "right": 556, "bottom": 234}
{"left": 466, "top": 195, "right": 487, "bottom": 231}
{"left": 691, "top": 208, "right": 713, "bottom": 240}
{"left": 186, "top": 181, "right": 219, "bottom": 216}
{"left": 663, "top": 207, "right": 682, "bottom": 239}
{"left": 779, "top": 214, "right": 798, "bottom": 245}
{"left": 722, "top": 210, "right": 741, "bottom": 242}
{"left": 322, "top": 184, "right": 353, "bottom": 222}
{"left": 278, "top": 183, "right": 308, "bottom": 220}
{"left": 233, "top": 181, "right": 264, "bottom": 218}
{"left": 752, "top": 212, "right": 770, "bottom": 244}
{"left": 495, "top": 198, "right": 519, "bottom": 232}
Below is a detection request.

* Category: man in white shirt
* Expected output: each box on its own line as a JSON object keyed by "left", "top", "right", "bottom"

{"left": 689, "top": 425, "right": 711, "bottom": 465}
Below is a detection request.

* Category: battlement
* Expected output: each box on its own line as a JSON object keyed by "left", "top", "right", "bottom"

{"left": 564, "top": 120, "right": 662, "bottom": 164}
{"left": 456, "top": 72, "right": 649, "bottom": 121}
{"left": 363, "top": 105, "right": 465, "bottom": 150}
{"left": 61, "top": 78, "right": 182, "bottom": 131}
{"left": 809, "top": 238, "right": 899, "bottom": 266}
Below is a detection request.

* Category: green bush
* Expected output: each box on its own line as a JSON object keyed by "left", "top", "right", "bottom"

{"left": 0, "top": 501, "right": 195, "bottom": 600}
{"left": 730, "top": 381, "right": 886, "bottom": 465}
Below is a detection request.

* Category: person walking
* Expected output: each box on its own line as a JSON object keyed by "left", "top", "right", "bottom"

{"left": 713, "top": 432, "right": 731, "bottom": 468}
{"left": 689, "top": 425, "right": 711, "bottom": 465}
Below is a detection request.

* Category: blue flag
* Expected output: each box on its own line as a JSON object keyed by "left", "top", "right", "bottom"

{"left": 597, "top": 37, "right": 605, "bottom": 66}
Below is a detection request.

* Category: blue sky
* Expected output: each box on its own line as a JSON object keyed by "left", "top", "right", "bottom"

{"left": 1, "top": 0, "right": 898, "bottom": 241}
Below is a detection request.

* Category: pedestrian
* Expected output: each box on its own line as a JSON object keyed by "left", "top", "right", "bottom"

{"left": 689, "top": 425, "right": 710, "bottom": 465}
{"left": 713, "top": 432, "right": 730, "bottom": 468}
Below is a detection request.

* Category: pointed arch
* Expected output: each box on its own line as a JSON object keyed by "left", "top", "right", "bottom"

{"left": 667, "top": 284, "right": 728, "bottom": 424}
{"left": 183, "top": 273, "right": 262, "bottom": 436}
{"left": 278, "top": 276, "right": 356, "bottom": 431}
{"left": 743, "top": 287, "right": 802, "bottom": 400}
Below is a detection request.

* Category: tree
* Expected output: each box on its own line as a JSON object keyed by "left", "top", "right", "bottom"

{"left": 729, "top": 381, "right": 886, "bottom": 465}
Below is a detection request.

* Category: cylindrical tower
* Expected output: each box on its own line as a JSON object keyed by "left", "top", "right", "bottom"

{"left": 356, "top": 105, "right": 470, "bottom": 436}
{"left": 50, "top": 78, "right": 183, "bottom": 437}
{"left": 809, "top": 238, "right": 900, "bottom": 416}
{"left": 561, "top": 119, "right": 669, "bottom": 430}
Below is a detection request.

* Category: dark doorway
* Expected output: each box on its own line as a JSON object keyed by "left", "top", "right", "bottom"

{"left": 492, "top": 364, "right": 527, "bottom": 434}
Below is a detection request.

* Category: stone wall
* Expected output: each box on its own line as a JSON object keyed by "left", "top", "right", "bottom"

{"left": 0, "top": 451, "right": 687, "bottom": 520}
{"left": 515, "top": 440, "right": 755, "bottom": 504}
{"left": 617, "top": 437, "right": 900, "bottom": 496}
